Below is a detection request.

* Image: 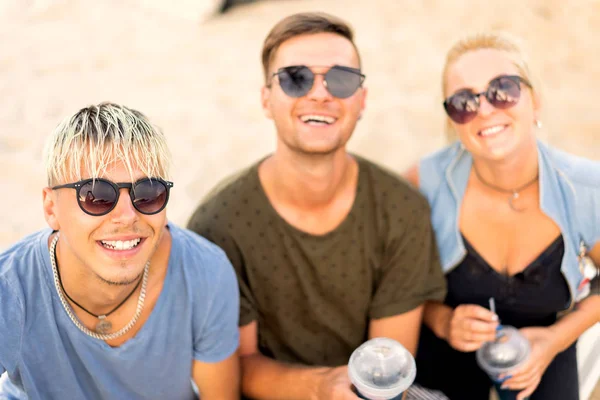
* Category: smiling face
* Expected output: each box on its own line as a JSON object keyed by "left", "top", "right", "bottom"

{"left": 261, "top": 32, "right": 367, "bottom": 156}
{"left": 444, "top": 49, "right": 540, "bottom": 161}
{"left": 44, "top": 160, "right": 167, "bottom": 286}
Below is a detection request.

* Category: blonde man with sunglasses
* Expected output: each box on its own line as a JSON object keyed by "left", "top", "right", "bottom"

{"left": 188, "top": 12, "right": 447, "bottom": 400}
{"left": 0, "top": 103, "right": 240, "bottom": 399}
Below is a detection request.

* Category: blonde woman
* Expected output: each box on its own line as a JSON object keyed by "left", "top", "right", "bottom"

{"left": 405, "top": 33, "right": 600, "bottom": 400}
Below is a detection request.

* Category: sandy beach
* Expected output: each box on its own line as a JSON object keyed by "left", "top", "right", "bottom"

{"left": 1, "top": 0, "right": 599, "bottom": 248}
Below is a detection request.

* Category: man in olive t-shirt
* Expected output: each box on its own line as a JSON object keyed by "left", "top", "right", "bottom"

{"left": 188, "top": 12, "right": 446, "bottom": 400}
{"left": 189, "top": 156, "right": 446, "bottom": 365}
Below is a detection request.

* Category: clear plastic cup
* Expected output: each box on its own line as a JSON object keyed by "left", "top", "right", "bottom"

{"left": 476, "top": 325, "right": 531, "bottom": 382}
{"left": 348, "top": 337, "right": 416, "bottom": 400}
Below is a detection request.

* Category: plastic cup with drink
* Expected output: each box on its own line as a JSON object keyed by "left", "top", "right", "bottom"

{"left": 476, "top": 298, "right": 531, "bottom": 400}
{"left": 347, "top": 337, "right": 416, "bottom": 400}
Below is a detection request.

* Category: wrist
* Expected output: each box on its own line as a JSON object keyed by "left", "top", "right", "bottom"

{"left": 309, "top": 367, "right": 333, "bottom": 400}
{"left": 435, "top": 308, "right": 452, "bottom": 341}
{"left": 588, "top": 294, "right": 600, "bottom": 321}
{"left": 545, "top": 325, "right": 567, "bottom": 354}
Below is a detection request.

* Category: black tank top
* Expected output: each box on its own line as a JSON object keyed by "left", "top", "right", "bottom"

{"left": 445, "top": 234, "right": 570, "bottom": 327}
{"left": 415, "top": 235, "right": 572, "bottom": 399}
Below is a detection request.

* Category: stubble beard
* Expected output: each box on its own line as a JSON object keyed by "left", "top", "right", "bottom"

{"left": 98, "top": 269, "right": 143, "bottom": 286}
{"left": 285, "top": 131, "right": 348, "bottom": 158}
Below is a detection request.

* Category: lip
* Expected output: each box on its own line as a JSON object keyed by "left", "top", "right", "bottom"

{"left": 96, "top": 237, "right": 146, "bottom": 259}
{"left": 297, "top": 112, "right": 338, "bottom": 119}
{"left": 98, "top": 235, "right": 144, "bottom": 241}
{"left": 478, "top": 123, "right": 509, "bottom": 137}
{"left": 297, "top": 116, "right": 338, "bottom": 127}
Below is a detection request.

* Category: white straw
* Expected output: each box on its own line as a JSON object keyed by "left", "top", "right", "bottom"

{"left": 489, "top": 297, "right": 496, "bottom": 315}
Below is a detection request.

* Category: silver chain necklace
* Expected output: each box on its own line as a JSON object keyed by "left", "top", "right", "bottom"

{"left": 49, "top": 234, "right": 149, "bottom": 341}
{"left": 473, "top": 165, "right": 539, "bottom": 212}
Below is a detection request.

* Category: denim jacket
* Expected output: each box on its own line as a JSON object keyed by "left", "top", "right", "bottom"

{"left": 419, "top": 140, "right": 600, "bottom": 309}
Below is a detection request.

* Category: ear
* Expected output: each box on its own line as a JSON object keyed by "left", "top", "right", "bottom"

{"left": 42, "top": 187, "right": 60, "bottom": 231}
{"left": 359, "top": 86, "right": 368, "bottom": 115}
{"left": 261, "top": 86, "right": 273, "bottom": 120}
{"left": 532, "top": 89, "right": 542, "bottom": 122}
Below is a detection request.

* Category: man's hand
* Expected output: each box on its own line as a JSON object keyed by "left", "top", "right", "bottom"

{"left": 240, "top": 322, "right": 361, "bottom": 400}
{"left": 314, "top": 366, "right": 361, "bottom": 400}
{"left": 498, "top": 327, "right": 559, "bottom": 400}
{"left": 445, "top": 304, "right": 499, "bottom": 352}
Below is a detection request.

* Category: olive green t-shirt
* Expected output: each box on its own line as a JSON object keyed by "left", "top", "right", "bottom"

{"left": 187, "top": 156, "right": 446, "bottom": 366}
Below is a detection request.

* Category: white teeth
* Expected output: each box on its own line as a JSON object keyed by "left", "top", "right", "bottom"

{"left": 481, "top": 125, "right": 505, "bottom": 136}
{"left": 300, "top": 114, "right": 336, "bottom": 124}
{"left": 100, "top": 238, "right": 141, "bottom": 250}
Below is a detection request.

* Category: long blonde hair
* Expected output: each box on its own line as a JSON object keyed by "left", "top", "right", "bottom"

{"left": 442, "top": 33, "right": 540, "bottom": 142}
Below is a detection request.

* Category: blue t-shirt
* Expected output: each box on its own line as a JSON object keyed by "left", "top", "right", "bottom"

{"left": 0, "top": 224, "right": 239, "bottom": 399}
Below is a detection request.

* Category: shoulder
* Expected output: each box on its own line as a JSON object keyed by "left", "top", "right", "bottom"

{"left": 418, "top": 142, "right": 463, "bottom": 184}
{"left": 356, "top": 156, "right": 431, "bottom": 215}
{"left": 0, "top": 230, "right": 48, "bottom": 281}
{"left": 204, "top": 162, "right": 261, "bottom": 206}
{"left": 540, "top": 143, "right": 600, "bottom": 244}
{"left": 168, "top": 225, "right": 239, "bottom": 330}
{"left": 401, "top": 143, "right": 463, "bottom": 190}
{"left": 403, "top": 163, "right": 419, "bottom": 188}
{"left": 542, "top": 142, "right": 600, "bottom": 188}
{"left": 187, "top": 162, "right": 260, "bottom": 232}
{"left": 0, "top": 232, "right": 46, "bottom": 356}
{"left": 169, "top": 224, "right": 233, "bottom": 269}
{"left": 413, "top": 142, "right": 468, "bottom": 206}
{"left": 169, "top": 224, "right": 238, "bottom": 294}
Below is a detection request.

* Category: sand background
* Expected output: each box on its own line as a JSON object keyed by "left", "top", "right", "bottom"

{"left": 1, "top": 0, "right": 599, "bottom": 249}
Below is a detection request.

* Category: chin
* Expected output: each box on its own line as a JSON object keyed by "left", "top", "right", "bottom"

{"left": 99, "top": 273, "right": 143, "bottom": 286}
{"left": 296, "top": 140, "right": 345, "bottom": 155}
{"left": 491, "top": 141, "right": 525, "bottom": 160}
{"left": 467, "top": 137, "right": 519, "bottom": 161}
{"left": 96, "top": 264, "right": 146, "bottom": 286}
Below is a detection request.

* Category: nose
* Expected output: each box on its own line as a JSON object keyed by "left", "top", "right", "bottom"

{"left": 109, "top": 188, "right": 138, "bottom": 223}
{"left": 477, "top": 93, "right": 496, "bottom": 117}
{"left": 306, "top": 73, "right": 333, "bottom": 101}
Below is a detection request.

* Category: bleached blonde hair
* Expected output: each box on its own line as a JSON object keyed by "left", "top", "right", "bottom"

{"left": 442, "top": 32, "right": 540, "bottom": 142}
{"left": 44, "top": 103, "right": 171, "bottom": 186}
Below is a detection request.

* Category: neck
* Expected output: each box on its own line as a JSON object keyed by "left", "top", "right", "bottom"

{"left": 260, "top": 147, "right": 357, "bottom": 209}
{"left": 472, "top": 137, "right": 539, "bottom": 191}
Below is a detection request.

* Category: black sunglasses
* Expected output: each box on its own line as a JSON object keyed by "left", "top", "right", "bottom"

{"left": 52, "top": 177, "right": 174, "bottom": 216}
{"left": 443, "top": 75, "right": 532, "bottom": 124}
{"left": 270, "top": 65, "right": 366, "bottom": 99}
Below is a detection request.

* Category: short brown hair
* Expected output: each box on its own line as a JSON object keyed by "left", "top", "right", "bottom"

{"left": 261, "top": 12, "right": 360, "bottom": 82}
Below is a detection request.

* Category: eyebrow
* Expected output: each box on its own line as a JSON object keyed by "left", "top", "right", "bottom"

{"left": 448, "top": 76, "right": 491, "bottom": 96}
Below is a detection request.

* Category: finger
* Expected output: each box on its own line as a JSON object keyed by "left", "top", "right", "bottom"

{"left": 503, "top": 368, "right": 539, "bottom": 390}
{"left": 516, "top": 377, "right": 541, "bottom": 400}
{"left": 502, "top": 373, "right": 529, "bottom": 388}
{"left": 456, "top": 304, "right": 499, "bottom": 322}
{"left": 459, "top": 319, "right": 499, "bottom": 335}
{"left": 453, "top": 328, "right": 496, "bottom": 345}
{"left": 452, "top": 340, "right": 485, "bottom": 353}
{"left": 501, "top": 359, "right": 537, "bottom": 383}
{"left": 450, "top": 322, "right": 497, "bottom": 345}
